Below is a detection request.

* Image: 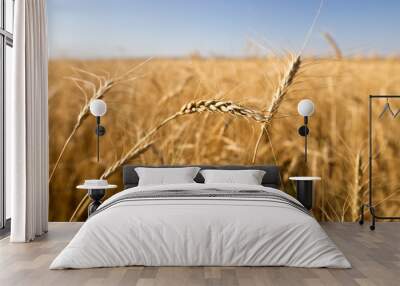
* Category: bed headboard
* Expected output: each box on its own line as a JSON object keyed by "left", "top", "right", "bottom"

{"left": 122, "top": 165, "right": 281, "bottom": 189}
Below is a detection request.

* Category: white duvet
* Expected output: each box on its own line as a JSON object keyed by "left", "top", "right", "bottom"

{"left": 50, "top": 183, "right": 351, "bottom": 269}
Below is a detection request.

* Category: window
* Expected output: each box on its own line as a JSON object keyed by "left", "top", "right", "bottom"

{"left": 0, "top": 0, "right": 13, "bottom": 230}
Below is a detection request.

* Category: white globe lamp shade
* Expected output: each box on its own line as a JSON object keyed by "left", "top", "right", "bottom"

{"left": 90, "top": 99, "right": 107, "bottom": 117}
{"left": 297, "top": 99, "right": 315, "bottom": 117}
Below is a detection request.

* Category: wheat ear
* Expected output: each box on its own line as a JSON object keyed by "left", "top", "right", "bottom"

{"left": 180, "top": 100, "right": 268, "bottom": 123}
{"left": 322, "top": 32, "right": 342, "bottom": 59}
{"left": 252, "top": 55, "right": 302, "bottom": 163}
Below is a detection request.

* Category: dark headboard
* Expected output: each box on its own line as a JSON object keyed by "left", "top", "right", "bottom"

{"left": 123, "top": 165, "right": 281, "bottom": 189}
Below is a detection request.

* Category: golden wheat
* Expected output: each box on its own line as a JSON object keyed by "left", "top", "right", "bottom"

{"left": 48, "top": 57, "right": 400, "bottom": 222}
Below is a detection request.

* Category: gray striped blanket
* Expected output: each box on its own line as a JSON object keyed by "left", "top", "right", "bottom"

{"left": 91, "top": 189, "right": 309, "bottom": 217}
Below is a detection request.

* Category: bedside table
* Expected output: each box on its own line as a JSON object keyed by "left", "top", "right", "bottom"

{"left": 289, "top": 177, "right": 321, "bottom": 210}
{"left": 77, "top": 182, "right": 117, "bottom": 216}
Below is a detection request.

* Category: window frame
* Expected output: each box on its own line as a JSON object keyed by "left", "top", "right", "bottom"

{"left": 0, "top": 0, "right": 13, "bottom": 231}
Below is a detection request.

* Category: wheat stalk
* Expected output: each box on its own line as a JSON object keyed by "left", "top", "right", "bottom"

{"left": 69, "top": 99, "right": 268, "bottom": 221}
{"left": 322, "top": 32, "right": 342, "bottom": 59}
{"left": 252, "top": 55, "right": 302, "bottom": 163}
{"left": 351, "top": 150, "right": 364, "bottom": 221}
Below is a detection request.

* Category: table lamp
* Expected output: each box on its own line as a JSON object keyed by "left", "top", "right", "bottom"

{"left": 89, "top": 99, "right": 107, "bottom": 162}
{"left": 297, "top": 99, "right": 315, "bottom": 164}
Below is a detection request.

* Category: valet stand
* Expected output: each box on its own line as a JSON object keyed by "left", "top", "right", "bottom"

{"left": 359, "top": 95, "right": 400, "bottom": 230}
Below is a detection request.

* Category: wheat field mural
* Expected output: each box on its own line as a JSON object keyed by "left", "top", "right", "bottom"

{"left": 48, "top": 54, "right": 400, "bottom": 222}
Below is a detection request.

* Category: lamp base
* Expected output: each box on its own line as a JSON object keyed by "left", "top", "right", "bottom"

{"left": 298, "top": 125, "right": 309, "bottom": 136}
{"left": 88, "top": 189, "right": 106, "bottom": 216}
{"left": 296, "top": 180, "right": 313, "bottom": 210}
{"left": 95, "top": 125, "right": 106, "bottom": 136}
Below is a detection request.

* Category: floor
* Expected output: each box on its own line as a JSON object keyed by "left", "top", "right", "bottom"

{"left": 0, "top": 223, "right": 399, "bottom": 286}
{"left": 0, "top": 219, "right": 11, "bottom": 239}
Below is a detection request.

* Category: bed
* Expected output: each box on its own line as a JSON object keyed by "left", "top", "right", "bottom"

{"left": 50, "top": 165, "right": 350, "bottom": 269}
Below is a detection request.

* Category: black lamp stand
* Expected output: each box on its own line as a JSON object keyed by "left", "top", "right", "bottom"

{"left": 298, "top": 116, "right": 310, "bottom": 164}
{"left": 88, "top": 189, "right": 106, "bottom": 216}
{"left": 95, "top": 116, "right": 106, "bottom": 162}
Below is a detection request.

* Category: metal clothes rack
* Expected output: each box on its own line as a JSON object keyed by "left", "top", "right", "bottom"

{"left": 359, "top": 95, "right": 400, "bottom": 230}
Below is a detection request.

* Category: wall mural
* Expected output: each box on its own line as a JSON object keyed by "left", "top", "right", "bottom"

{"left": 48, "top": 0, "right": 400, "bottom": 221}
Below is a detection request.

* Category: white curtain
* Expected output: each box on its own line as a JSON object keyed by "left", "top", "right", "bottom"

{"left": 7, "top": 0, "right": 49, "bottom": 242}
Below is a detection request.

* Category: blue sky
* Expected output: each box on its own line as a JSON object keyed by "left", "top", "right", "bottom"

{"left": 47, "top": 0, "right": 400, "bottom": 59}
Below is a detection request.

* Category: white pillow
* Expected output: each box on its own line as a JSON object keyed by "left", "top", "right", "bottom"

{"left": 200, "top": 169, "right": 266, "bottom": 185}
{"left": 135, "top": 167, "right": 200, "bottom": 186}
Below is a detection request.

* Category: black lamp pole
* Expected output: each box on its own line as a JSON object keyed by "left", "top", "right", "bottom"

{"left": 298, "top": 116, "right": 309, "bottom": 164}
{"left": 95, "top": 116, "right": 106, "bottom": 162}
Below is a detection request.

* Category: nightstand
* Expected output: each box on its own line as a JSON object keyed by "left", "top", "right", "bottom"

{"left": 289, "top": 177, "right": 321, "bottom": 210}
{"left": 77, "top": 180, "right": 117, "bottom": 216}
